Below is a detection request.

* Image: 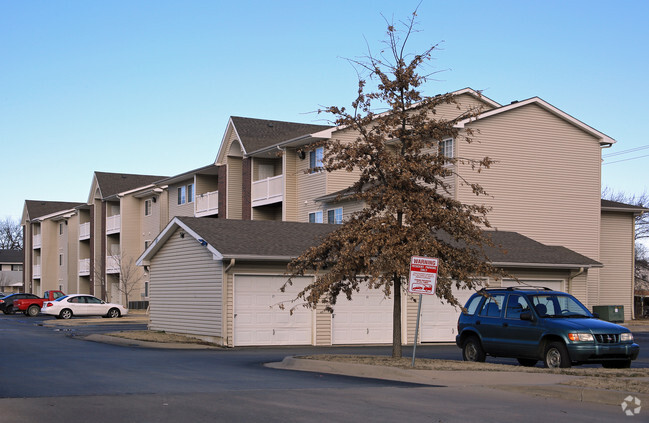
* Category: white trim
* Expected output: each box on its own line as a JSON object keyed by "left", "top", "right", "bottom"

{"left": 454, "top": 97, "right": 616, "bottom": 145}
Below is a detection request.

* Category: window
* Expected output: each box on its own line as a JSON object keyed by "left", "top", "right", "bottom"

{"left": 59, "top": 223, "right": 63, "bottom": 235}
{"left": 308, "top": 211, "right": 323, "bottom": 223}
{"left": 59, "top": 254, "right": 63, "bottom": 266}
{"left": 478, "top": 294, "right": 505, "bottom": 317}
{"left": 462, "top": 295, "right": 483, "bottom": 316}
{"left": 309, "top": 147, "right": 324, "bottom": 173}
{"left": 187, "top": 183, "right": 194, "bottom": 203}
{"left": 327, "top": 208, "right": 343, "bottom": 224}
{"left": 144, "top": 281, "right": 149, "bottom": 297}
{"left": 440, "top": 138, "right": 454, "bottom": 160}
{"left": 144, "top": 240, "right": 151, "bottom": 250}
{"left": 144, "top": 199, "right": 152, "bottom": 216}
{"left": 505, "top": 294, "right": 530, "bottom": 319}
{"left": 11, "top": 264, "right": 23, "bottom": 271}
{"left": 178, "top": 186, "right": 186, "bottom": 205}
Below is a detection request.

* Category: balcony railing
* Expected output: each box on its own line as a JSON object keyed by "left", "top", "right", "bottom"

{"left": 106, "top": 215, "right": 121, "bottom": 234}
{"left": 33, "top": 265, "right": 41, "bottom": 279}
{"left": 195, "top": 190, "right": 219, "bottom": 217}
{"left": 106, "top": 256, "right": 120, "bottom": 274}
{"left": 79, "top": 258, "right": 90, "bottom": 276}
{"left": 252, "top": 175, "right": 283, "bottom": 207}
{"left": 79, "top": 222, "right": 90, "bottom": 240}
{"left": 33, "top": 234, "right": 42, "bottom": 249}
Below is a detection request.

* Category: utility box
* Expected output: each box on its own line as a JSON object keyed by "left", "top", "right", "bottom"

{"left": 593, "top": 305, "right": 625, "bottom": 323}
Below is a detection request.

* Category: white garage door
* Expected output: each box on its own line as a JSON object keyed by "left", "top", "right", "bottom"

{"left": 419, "top": 287, "right": 475, "bottom": 342}
{"left": 234, "top": 275, "right": 313, "bottom": 346}
{"left": 332, "top": 286, "right": 393, "bottom": 344}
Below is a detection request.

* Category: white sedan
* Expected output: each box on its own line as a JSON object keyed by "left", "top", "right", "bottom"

{"left": 41, "top": 294, "right": 128, "bottom": 319}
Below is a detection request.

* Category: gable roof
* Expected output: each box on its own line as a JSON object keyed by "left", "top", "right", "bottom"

{"left": 229, "top": 116, "right": 333, "bottom": 155}
{"left": 23, "top": 200, "right": 85, "bottom": 221}
{"left": 455, "top": 97, "right": 616, "bottom": 146}
{"left": 139, "top": 218, "right": 600, "bottom": 270}
{"left": 0, "top": 249, "right": 23, "bottom": 264}
{"left": 93, "top": 171, "right": 168, "bottom": 200}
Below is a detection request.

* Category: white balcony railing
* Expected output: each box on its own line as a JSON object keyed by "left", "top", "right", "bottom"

{"left": 33, "top": 265, "right": 41, "bottom": 279}
{"left": 106, "top": 256, "right": 120, "bottom": 274}
{"left": 79, "top": 258, "right": 90, "bottom": 276}
{"left": 33, "top": 234, "right": 42, "bottom": 249}
{"left": 79, "top": 222, "right": 90, "bottom": 240}
{"left": 195, "top": 190, "right": 219, "bottom": 217}
{"left": 106, "top": 215, "right": 121, "bottom": 234}
{"left": 252, "top": 175, "right": 283, "bottom": 207}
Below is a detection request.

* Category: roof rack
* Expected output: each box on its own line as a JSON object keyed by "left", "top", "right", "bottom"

{"left": 504, "top": 286, "right": 553, "bottom": 291}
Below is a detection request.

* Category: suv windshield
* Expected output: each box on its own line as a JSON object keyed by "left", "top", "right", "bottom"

{"left": 528, "top": 294, "right": 591, "bottom": 318}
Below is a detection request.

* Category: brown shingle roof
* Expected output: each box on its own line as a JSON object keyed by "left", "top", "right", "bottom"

{"left": 94, "top": 171, "right": 168, "bottom": 199}
{"left": 230, "top": 116, "right": 332, "bottom": 154}
{"left": 24, "top": 200, "right": 85, "bottom": 220}
{"left": 172, "top": 218, "right": 600, "bottom": 268}
{"left": 601, "top": 199, "right": 649, "bottom": 213}
{"left": 0, "top": 249, "right": 23, "bottom": 263}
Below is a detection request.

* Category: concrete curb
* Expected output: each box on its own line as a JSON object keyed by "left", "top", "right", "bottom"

{"left": 266, "top": 357, "right": 648, "bottom": 406}
{"left": 82, "top": 334, "right": 220, "bottom": 350}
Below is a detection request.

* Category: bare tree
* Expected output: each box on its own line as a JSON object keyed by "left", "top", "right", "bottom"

{"left": 0, "top": 218, "right": 23, "bottom": 250}
{"left": 112, "top": 254, "right": 145, "bottom": 308}
{"left": 286, "top": 10, "right": 507, "bottom": 358}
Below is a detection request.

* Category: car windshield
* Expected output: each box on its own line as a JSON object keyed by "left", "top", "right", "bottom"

{"left": 528, "top": 294, "right": 592, "bottom": 318}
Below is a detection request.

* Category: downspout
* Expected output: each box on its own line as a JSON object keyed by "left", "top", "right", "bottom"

{"left": 224, "top": 258, "right": 235, "bottom": 347}
{"left": 567, "top": 267, "right": 586, "bottom": 295}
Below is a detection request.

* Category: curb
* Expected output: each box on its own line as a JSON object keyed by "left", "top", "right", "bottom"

{"left": 266, "top": 357, "right": 648, "bottom": 406}
{"left": 82, "top": 334, "right": 220, "bottom": 350}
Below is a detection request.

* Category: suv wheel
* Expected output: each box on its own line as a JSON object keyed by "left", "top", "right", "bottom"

{"left": 544, "top": 341, "right": 571, "bottom": 368}
{"left": 462, "top": 336, "right": 486, "bottom": 362}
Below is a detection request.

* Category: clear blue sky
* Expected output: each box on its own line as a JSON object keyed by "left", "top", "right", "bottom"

{"left": 2, "top": 0, "right": 648, "bottom": 220}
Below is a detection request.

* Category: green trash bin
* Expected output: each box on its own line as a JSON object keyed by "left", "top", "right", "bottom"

{"left": 592, "top": 305, "right": 624, "bottom": 323}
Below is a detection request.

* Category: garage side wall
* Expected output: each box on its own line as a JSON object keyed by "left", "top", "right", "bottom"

{"left": 600, "top": 211, "right": 635, "bottom": 320}
{"left": 149, "top": 228, "right": 224, "bottom": 343}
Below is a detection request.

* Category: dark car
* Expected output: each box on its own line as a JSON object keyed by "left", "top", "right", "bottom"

{"left": 456, "top": 287, "right": 640, "bottom": 368}
{"left": 0, "top": 293, "right": 40, "bottom": 315}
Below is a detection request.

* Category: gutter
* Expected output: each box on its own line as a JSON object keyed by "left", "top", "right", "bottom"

{"left": 491, "top": 262, "right": 602, "bottom": 269}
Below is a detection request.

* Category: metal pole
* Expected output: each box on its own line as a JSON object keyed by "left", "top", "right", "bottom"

{"left": 411, "top": 294, "right": 423, "bottom": 367}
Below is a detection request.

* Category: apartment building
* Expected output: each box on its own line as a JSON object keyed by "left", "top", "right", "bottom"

{"left": 138, "top": 88, "right": 645, "bottom": 346}
{"left": 0, "top": 249, "right": 24, "bottom": 294}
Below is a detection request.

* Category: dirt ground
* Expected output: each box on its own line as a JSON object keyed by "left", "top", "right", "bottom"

{"left": 105, "top": 330, "right": 649, "bottom": 394}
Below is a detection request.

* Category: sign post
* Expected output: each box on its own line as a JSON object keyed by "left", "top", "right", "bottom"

{"left": 408, "top": 256, "right": 439, "bottom": 367}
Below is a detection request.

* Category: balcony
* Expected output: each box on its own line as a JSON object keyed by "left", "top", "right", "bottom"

{"left": 106, "top": 215, "right": 121, "bottom": 235}
{"left": 79, "top": 222, "right": 90, "bottom": 240}
{"left": 33, "top": 265, "right": 41, "bottom": 279}
{"left": 79, "top": 258, "right": 90, "bottom": 276}
{"left": 106, "top": 256, "right": 120, "bottom": 274}
{"left": 33, "top": 234, "right": 42, "bottom": 249}
{"left": 252, "top": 175, "right": 283, "bottom": 207}
{"left": 195, "top": 190, "right": 219, "bottom": 217}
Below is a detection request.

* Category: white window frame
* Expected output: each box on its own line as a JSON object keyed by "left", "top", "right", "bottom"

{"left": 178, "top": 186, "right": 186, "bottom": 205}
{"left": 327, "top": 207, "right": 343, "bottom": 224}
{"left": 187, "top": 183, "right": 194, "bottom": 203}
{"left": 440, "top": 138, "right": 454, "bottom": 161}
{"left": 309, "top": 147, "right": 324, "bottom": 173}
{"left": 309, "top": 211, "right": 323, "bottom": 223}
{"left": 144, "top": 199, "right": 152, "bottom": 216}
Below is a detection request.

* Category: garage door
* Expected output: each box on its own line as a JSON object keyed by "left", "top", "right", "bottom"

{"left": 419, "top": 287, "right": 475, "bottom": 342}
{"left": 332, "top": 286, "right": 393, "bottom": 344}
{"left": 234, "top": 275, "right": 313, "bottom": 346}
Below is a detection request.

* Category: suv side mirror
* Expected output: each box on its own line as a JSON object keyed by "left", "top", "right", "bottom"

{"left": 592, "top": 312, "right": 599, "bottom": 319}
{"left": 520, "top": 310, "right": 533, "bottom": 321}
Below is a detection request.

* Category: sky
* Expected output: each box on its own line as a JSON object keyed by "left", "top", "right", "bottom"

{"left": 2, "top": 0, "right": 648, "bottom": 221}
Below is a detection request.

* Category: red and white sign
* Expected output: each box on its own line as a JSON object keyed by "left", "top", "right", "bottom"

{"left": 408, "top": 256, "right": 439, "bottom": 295}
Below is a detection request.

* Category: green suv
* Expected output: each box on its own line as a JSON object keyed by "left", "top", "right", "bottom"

{"left": 456, "top": 287, "right": 640, "bottom": 368}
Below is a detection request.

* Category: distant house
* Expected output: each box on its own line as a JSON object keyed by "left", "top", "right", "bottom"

{"left": 0, "top": 249, "right": 24, "bottom": 294}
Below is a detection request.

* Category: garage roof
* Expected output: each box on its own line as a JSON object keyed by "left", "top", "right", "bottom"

{"left": 138, "top": 217, "right": 601, "bottom": 270}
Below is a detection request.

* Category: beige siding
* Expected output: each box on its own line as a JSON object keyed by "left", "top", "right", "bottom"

{"left": 195, "top": 174, "right": 218, "bottom": 196}
{"left": 456, "top": 103, "right": 601, "bottom": 306}
{"left": 315, "top": 302, "right": 332, "bottom": 345}
{"left": 227, "top": 157, "right": 243, "bottom": 219}
{"left": 252, "top": 204, "right": 282, "bottom": 221}
{"left": 283, "top": 148, "right": 298, "bottom": 222}
{"left": 149, "top": 228, "right": 224, "bottom": 342}
{"left": 600, "top": 212, "right": 635, "bottom": 320}
{"left": 168, "top": 180, "right": 195, "bottom": 218}
{"left": 296, "top": 150, "right": 327, "bottom": 222}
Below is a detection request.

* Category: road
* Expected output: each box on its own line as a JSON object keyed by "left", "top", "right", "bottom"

{"left": 0, "top": 313, "right": 644, "bottom": 422}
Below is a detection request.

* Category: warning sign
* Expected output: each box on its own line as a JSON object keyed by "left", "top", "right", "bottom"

{"left": 408, "top": 256, "right": 439, "bottom": 295}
